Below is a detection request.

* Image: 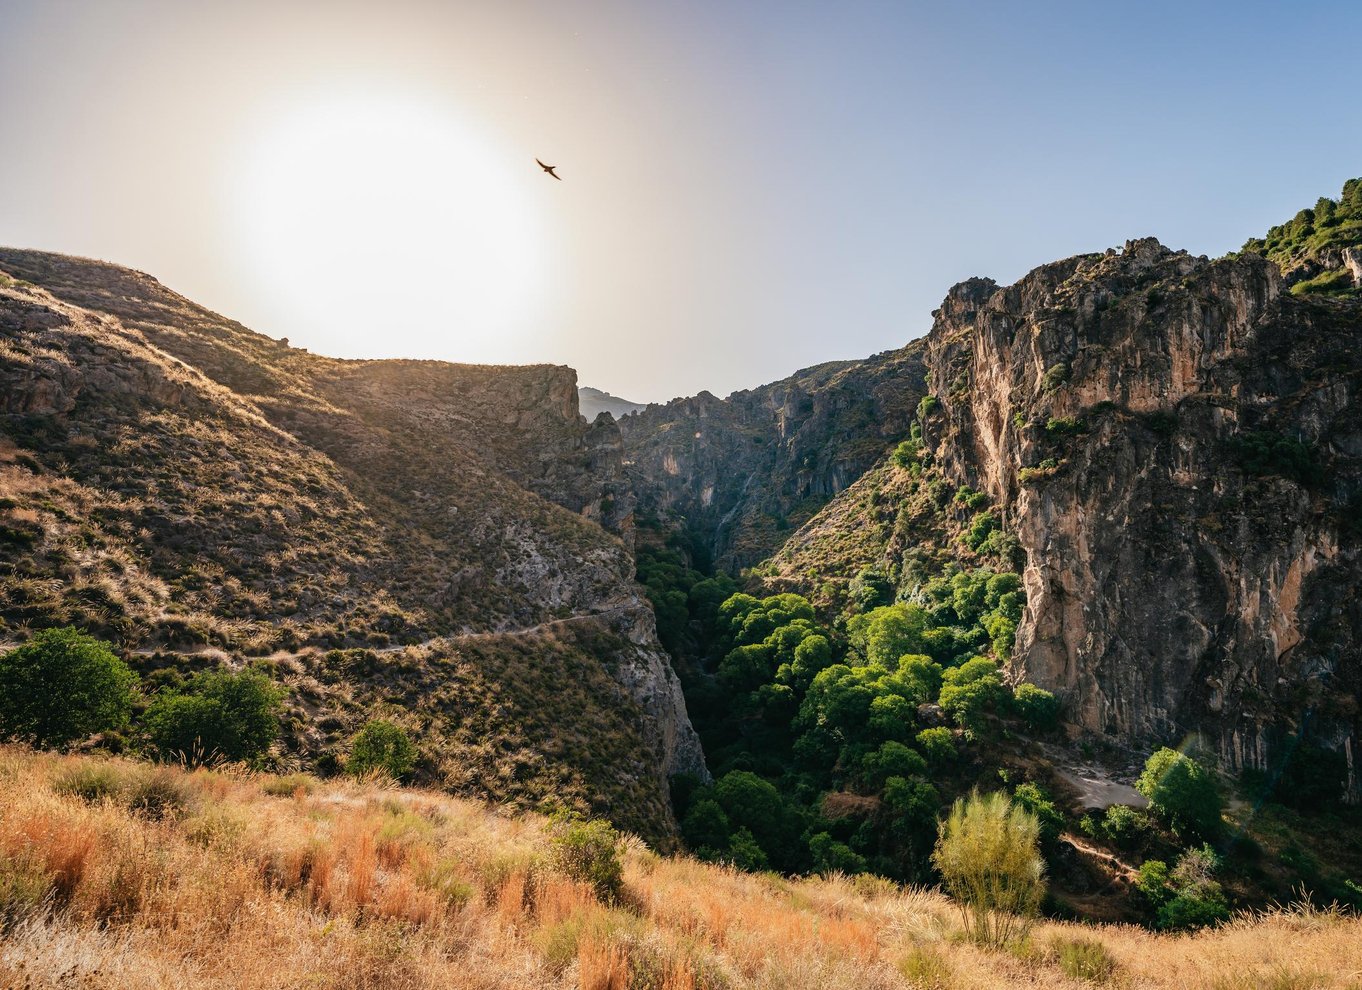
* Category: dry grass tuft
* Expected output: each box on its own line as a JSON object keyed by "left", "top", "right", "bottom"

{"left": 1, "top": 746, "right": 1360, "bottom": 989}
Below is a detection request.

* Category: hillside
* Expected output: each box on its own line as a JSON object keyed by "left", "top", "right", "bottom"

{"left": 580, "top": 386, "right": 647, "bottom": 421}
{"left": 0, "top": 250, "right": 702, "bottom": 840}
{"left": 3, "top": 747, "right": 1360, "bottom": 990}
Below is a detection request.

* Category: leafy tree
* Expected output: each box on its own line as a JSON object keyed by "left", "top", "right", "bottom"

{"left": 1148, "top": 845, "right": 1230, "bottom": 930}
{"left": 712, "top": 770, "right": 800, "bottom": 867}
{"left": 725, "top": 827, "right": 770, "bottom": 871}
{"left": 847, "top": 604, "right": 929, "bottom": 667}
{"left": 146, "top": 667, "right": 285, "bottom": 765}
{"left": 938, "top": 658, "right": 1006, "bottom": 734}
{"left": 0, "top": 628, "right": 138, "bottom": 747}
{"left": 861, "top": 741, "right": 927, "bottom": 790}
{"left": 681, "top": 798, "right": 731, "bottom": 852}
{"left": 1012, "top": 683, "right": 1060, "bottom": 731}
{"left": 1136, "top": 748, "right": 1223, "bottom": 840}
{"left": 932, "top": 790, "right": 1046, "bottom": 946}
{"left": 348, "top": 719, "right": 418, "bottom": 780}
{"left": 916, "top": 727, "right": 956, "bottom": 765}
{"left": 809, "top": 832, "right": 868, "bottom": 874}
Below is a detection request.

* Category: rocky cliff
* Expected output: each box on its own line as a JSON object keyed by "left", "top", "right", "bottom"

{"left": 619, "top": 347, "right": 927, "bottom": 569}
{"left": 0, "top": 249, "right": 699, "bottom": 840}
{"left": 921, "top": 238, "right": 1360, "bottom": 774}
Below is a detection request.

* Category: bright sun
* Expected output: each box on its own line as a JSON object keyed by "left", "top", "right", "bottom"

{"left": 228, "top": 87, "right": 549, "bottom": 362}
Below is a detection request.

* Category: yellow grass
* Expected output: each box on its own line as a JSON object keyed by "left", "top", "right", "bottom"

{"left": 1, "top": 746, "right": 1359, "bottom": 989}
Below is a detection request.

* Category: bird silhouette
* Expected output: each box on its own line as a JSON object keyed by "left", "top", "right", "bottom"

{"left": 535, "top": 158, "right": 561, "bottom": 180}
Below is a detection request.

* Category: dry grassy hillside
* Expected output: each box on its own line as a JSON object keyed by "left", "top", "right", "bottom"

{"left": 1, "top": 747, "right": 1358, "bottom": 990}
{"left": 0, "top": 250, "right": 701, "bottom": 839}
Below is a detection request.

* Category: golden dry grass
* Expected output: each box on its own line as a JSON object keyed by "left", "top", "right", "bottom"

{"left": 1, "top": 746, "right": 1359, "bottom": 990}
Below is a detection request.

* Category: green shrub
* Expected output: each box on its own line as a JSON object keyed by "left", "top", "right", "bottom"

{"left": 963, "top": 511, "right": 999, "bottom": 551}
{"left": 932, "top": 790, "right": 1046, "bottom": 947}
{"left": 916, "top": 727, "right": 956, "bottom": 765}
{"left": 1012, "top": 683, "right": 1060, "bottom": 731}
{"left": 1040, "top": 363, "right": 1070, "bottom": 392}
{"left": 1054, "top": 936, "right": 1116, "bottom": 982}
{"left": 145, "top": 668, "right": 285, "bottom": 765}
{"left": 1012, "top": 782, "right": 1064, "bottom": 845}
{"left": 347, "top": 719, "right": 418, "bottom": 781}
{"left": 549, "top": 814, "right": 624, "bottom": 903}
{"left": 939, "top": 658, "right": 1006, "bottom": 734}
{"left": 0, "top": 628, "right": 138, "bottom": 747}
{"left": 1099, "top": 804, "right": 1148, "bottom": 849}
{"left": 916, "top": 394, "right": 940, "bottom": 419}
{"left": 1136, "top": 748, "right": 1223, "bottom": 840}
{"left": 808, "top": 832, "right": 868, "bottom": 875}
{"left": 1227, "top": 430, "right": 1322, "bottom": 486}
{"left": 1044, "top": 416, "right": 1086, "bottom": 437}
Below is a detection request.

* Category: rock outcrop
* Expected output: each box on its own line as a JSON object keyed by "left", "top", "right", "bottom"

{"left": 921, "top": 239, "right": 1360, "bottom": 773}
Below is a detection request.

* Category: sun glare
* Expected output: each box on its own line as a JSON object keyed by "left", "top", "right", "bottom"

{"left": 228, "top": 87, "right": 549, "bottom": 362}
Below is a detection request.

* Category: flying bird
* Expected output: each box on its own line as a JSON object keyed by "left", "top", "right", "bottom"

{"left": 535, "top": 158, "right": 561, "bottom": 180}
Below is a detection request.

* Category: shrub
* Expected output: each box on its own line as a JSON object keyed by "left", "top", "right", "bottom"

{"left": 123, "top": 766, "right": 192, "bottom": 820}
{"left": 1054, "top": 936, "right": 1116, "bottom": 982}
{"left": 145, "top": 667, "right": 285, "bottom": 765}
{"left": 1040, "top": 363, "right": 1070, "bottom": 392}
{"left": 1136, "top": 748, "right": 1223, "bottom": 840}
{"left": 939, "top": 658, "right": 1006, "bottom": 735}
{"left": 0, "top": 628, "right": 138, "bottom": 747}
{"left": 1012, "top": 782, "right": 1064, "bottom": 845}
{"left": 1012, "top": 683, "right": 1060, "bottom": 731}
{"left": 897, "top": 946, "right": 952, "bottom": 988}
{"left": 964, "top": 511, "right": 999, "bottom": 551}
{"left": 347, "top": 719, "right": 418, "bottom": 781}
{"left": 549, "top": 814, "right": 624, "bottom": 903}
{"left": 916, "top": 727, "right": 956, "bottom": 765}
{"left": 808, "top": 832, "right": 868, "bottom": 875}
{"left": 1044, "top": 416, "right": 1086, "bottom": 437}
{"left": 1099, "top": 804, "right": 1149, "bottom": 849}
{"left": 932, "top": 790, "right": 1046, "bottom": 947}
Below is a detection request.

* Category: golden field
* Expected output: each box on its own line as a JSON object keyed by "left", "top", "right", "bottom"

{"left": 0, "top": 746, "right": 1358, "bottom": 990}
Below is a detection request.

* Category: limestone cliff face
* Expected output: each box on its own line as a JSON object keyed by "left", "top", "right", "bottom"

{"left": 620, "top": 347, "right": 927, "bottom": 569}
{"left": 923, "top": 240, "right": 1361, "bottom": 772}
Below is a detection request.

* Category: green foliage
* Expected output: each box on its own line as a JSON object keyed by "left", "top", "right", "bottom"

{"left": 954, "top": 485, "right": 989, "bottom": 510}
{"left": 1227, "top": 430, "right": 1322, "bottom": 486}
{"left": 1146, "top": 845, "right": 1230, "bottom": 930}
{"left": 1241, "top": 177, "right": 1362, "bottom": 269}
{"left": 916, "top": 394, "right": 940, "bottom": 419}
{"left": 1098, "top": 804, "right": 1150, "bottom": 850}
{"left": 680, "top": 798, "right": 731, "bottom": 852}
{"left": 915, "top": 727, "right": 955, "bottom": 765}
{"left": 848, "top": 567, "right": 894, "bottom": 610}
{"left": 891, "top": 438, "right": 923, "bottom": 468}
{"left": 938, "top": 658, "right": 1006, "bottom": 734}
{"left": 1044, "top": 416, "right": 1085, "bottom": 437}
{"left": 0, "top": 628, "right": 138, "bottom": 747}
{"left": 145, "top": 667, "right": 285, "bottom": 765}
{"left": 846, "top": 603, "right": 928, "bottom": 666}
{"left": 1136, "top": 748, "right": 1223, "bottom": 840}
{"left": 932, "top": 790, "right": 1046, "bottom": 947}
{"left": 1012, "top": 683, "right": 1060, "bottom": 731}
{"left": 1012, "top": 782, "right": 1064, "bottom": 846}
{"left": 808, "top": 831, "right": 868, "bottom": 874}
{"left": 963, "top": 511, "right": 999, "bottom": 551}
{"left": 1040, "top": 363, "right": 1070, "bottom": 392}
{"left": 53, "top": 762, "right": 123, "bottom": 802}
{"left": 347, "top": 719, "right": 418, "bottom": 781}
{"left": 548, "top": 813, "right": 624, "bottom": 903}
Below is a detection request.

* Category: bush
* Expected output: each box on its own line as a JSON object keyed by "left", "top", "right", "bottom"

{"left": 549, "top": 814, "right": 624, "bottom": 903}
{"left": 347, "top": 719, "right": 418, "bottom": 781}
{"left": 0, "top": 628, "right": 138, "bottom": 747}
{"left": 808, "top": 832, "right": 868, "bottom": 875}
{"left": 1136, "top": 748, "right": 1223, "bottom": 840}
{"left": 932, "top": 790, "right": 1046, "bottom": 946}
{"left": 1044, "top": 416, "right": 1086, "bottom": 437}
{"left": 1054, "top": 936, "right": 1116, "bottom": 982}
{"left": 916, "top": 727, "right": 956, "bottom": 765}
{"left": 1099, "top": 804, "right": 1149, "bottom": 849}
{"left": 1012, "top": 782, "right": 1064, "bottom": 845}
{"left": 1040, "top": 363, "right": 1070, "bottom": 392}
{"left": 145, "top": 667, "right": 285, "bottom": 765}
{"left": 1012, "top": 683, "right": 1060, "bottom": 731}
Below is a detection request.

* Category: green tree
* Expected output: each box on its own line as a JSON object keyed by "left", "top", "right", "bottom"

{"left": 1012, "top": 683, "right": 1060, "bottom": 731}
{"left": 0, "top": 627, "right": 138, "bottom": 747}
{"left": 938, "top": 658, "right": 1006, "bottom": 735}
{"left": 808, "top": 832, "right": 868, "bottom": 874}
{"left": 146, "top": 667, "right": 284, "bottom": 765}
{"left": 348, "top": 719, "right": 418, "bottom": 780}
{"left": 932, "top": 790, "right": 1046, "bottom": 947}
{"left": 1136, "top": 748, "right": 1223, "bottom": 840}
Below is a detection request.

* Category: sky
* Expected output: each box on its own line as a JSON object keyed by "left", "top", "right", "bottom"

{"left": 1, "top": 1, "right": 1360, "bottom": 403}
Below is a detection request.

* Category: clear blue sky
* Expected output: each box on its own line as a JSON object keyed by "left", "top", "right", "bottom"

{"left": 1, "top": 0, "right": 1359, "bottom": 402}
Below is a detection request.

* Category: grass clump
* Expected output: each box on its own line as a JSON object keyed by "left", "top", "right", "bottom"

{"left": 1054, "top": 936, "right": 1116, "bottom": 982}
{"left": 52, "top": 761, "right": 123, "bottom": 802}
